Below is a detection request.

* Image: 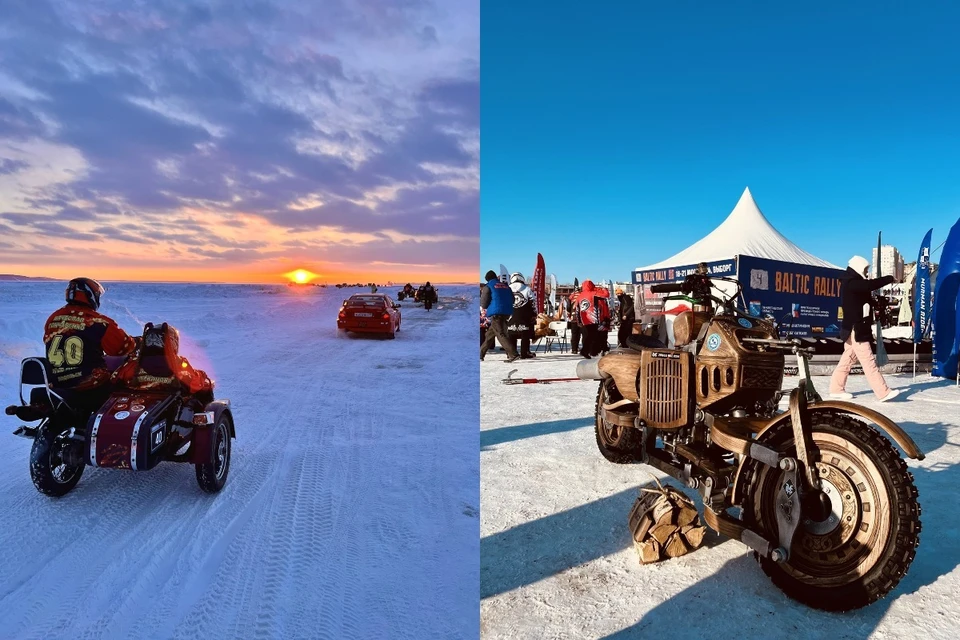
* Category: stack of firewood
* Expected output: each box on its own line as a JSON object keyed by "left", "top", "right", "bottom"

{"left": 628, "top": 479, "right": 708, "bottom": 564}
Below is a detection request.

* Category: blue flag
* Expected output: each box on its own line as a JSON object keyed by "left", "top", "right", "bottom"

{"left": 914, "top": 228, "right": 933, "bottom": 343}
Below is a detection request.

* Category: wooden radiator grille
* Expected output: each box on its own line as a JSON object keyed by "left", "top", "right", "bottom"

{"left": 643, "top": 356, "right": 684, "bottom": 427}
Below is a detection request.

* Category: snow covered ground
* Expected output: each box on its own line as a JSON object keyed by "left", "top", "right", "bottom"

{"left": 0, "top": 282, "right": 478, "bottom": 639}
{"left": 480, "top": 339, "right": 960, "bottom": 639}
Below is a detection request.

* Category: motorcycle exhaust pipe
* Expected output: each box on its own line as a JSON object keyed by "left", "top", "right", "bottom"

{"left": 576, "top": 357, "right": 610, "bottom": 381}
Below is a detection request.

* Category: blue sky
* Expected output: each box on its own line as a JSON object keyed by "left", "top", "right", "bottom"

{"left": 480, "top": 1, "right": 960, "bottom": 284}
{"left": 0, "top": 0, "right": 478, "bottom": 282}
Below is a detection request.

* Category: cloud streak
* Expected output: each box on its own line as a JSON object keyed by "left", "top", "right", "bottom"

{"left": 0, "top": 0, "right": 479, "bottom": 282}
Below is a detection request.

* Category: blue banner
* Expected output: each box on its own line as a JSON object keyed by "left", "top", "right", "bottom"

{"left": 932, "top": 217, "right": 960, "bottom": 378}
{"left": 913, "top": 228, "right": 932, "bottom": 343}
{"left": 737, "top": 255, "right": 846, "bottom": 338}
{"left": 633, "top": 259, "right": 737, "bottom": 285}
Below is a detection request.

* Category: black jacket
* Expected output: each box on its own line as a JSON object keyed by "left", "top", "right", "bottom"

{"left": 617, "top": 294, "right": 635, "bottom": 323}
{"left": 839, "top": 267, "right": 895, "bottom": 342}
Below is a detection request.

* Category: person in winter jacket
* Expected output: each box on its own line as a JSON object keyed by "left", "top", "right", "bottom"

{"left": 829, "top": 256, "right": 901, "bottom": 402}
{"left": 564, "top": 287, "right": 582, "bottom": 354}
{"left": 112, "top": 322, "right": 214, "bottom": 402}
{"left": 576, "top": 280, "right": 612, "bottom": 358}
{"left": 508, "top": 272, "right": 537, "bottom": 358}
{"left": 480, "top": 270, "right": 520, "bottom": 362}
{"left": 43, "top": 278, "right": 138, "bottom": 415}
{"left": 616, "top": 288, "right": 636, "bottom": 348}
{"left": 422, "top": 281, "right": 438, "bottom": 310}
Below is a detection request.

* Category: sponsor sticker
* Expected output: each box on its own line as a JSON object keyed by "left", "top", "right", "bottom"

{"left": 131, "top": 404, "right": 145, "bottom": 412}
{"left": 738, "top": 318, "right": 753, "bottom": 328}
{"left": 119, "top": 397, "right": 130, "bottom": 403}
{"left": 652, "top": 351, "right": 681, "bottom": 360}
{"left": 114, "top": 403, "right": 128, "bottom": 410}
{"left": 114, "top": 411, "right": 131, "bottom": 420}
{"left": 706, "top": 333, "right": 722, "bottom": 351}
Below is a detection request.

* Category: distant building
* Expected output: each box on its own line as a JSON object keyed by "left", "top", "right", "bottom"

{"left": 872, "top": 245, "right": 904, "bottom": 282}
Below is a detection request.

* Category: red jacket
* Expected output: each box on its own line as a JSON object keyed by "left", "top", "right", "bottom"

{"left": 576, "top": 280, "right": 611, "bottom": 327}
{"left": 43, "top": 304, "right": 137, "bottom": 390}
{"left": 113, "top": 324, "right": 214, "bottom": 395}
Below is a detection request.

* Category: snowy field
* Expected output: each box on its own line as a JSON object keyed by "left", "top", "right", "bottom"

{"left": 0, "top": 282, "right": 478, "bottom": 639}
{"left": 480, "top": 340, "right": 960, "bottom": 640}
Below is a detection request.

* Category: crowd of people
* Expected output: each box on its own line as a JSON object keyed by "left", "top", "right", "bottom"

{"left": 480, "top": 271, "right": 638, "bottom": 361}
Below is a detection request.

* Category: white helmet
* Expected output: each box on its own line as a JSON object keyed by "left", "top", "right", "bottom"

{"left": 510, "top": 272, "right": 525, "bottom": 285}
{"left": 848, "top": 255, "right": 870, "bottom": 277}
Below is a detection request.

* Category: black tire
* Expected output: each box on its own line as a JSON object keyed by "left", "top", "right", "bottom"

{"left": 30, "top": 424, "right": 84, "bottom": 497}
{"left": 741, "top": 412, "right": 920, "bottom": 611}
{"left": 196, "top": 417, "right": 231, "bottom": 493}
{"left": 594, "top": 380, "right": 643, "bottom": 464}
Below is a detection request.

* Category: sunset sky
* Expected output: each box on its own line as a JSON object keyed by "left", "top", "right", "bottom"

{"left": 0, "top": 0, "right": 478, "bottom": 283}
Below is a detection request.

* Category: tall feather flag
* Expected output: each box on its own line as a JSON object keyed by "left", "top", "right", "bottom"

{"left": 532, "top": 253, "right": 546, "bottom": 314}
{"left": 914, "top": 229, "right": 933, "bottom": 343}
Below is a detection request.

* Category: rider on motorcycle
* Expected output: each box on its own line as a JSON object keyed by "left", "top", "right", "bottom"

{"left": 43, "top": 278, "right": 138, "bottom": 414}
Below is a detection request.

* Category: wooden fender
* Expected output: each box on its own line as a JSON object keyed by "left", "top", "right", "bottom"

{"left": 731, "top": 401, "right": 924, "bottom": 505}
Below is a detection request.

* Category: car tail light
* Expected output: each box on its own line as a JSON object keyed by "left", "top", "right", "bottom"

{"left": 338, "top": 311, "right": 346, "bottom": 319}
{"left": 382, "top": 312, "right": 390, "bottom": 320}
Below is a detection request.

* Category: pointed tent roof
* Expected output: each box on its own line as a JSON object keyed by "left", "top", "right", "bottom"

{"left": 636, "top": 187, "right": 840, "bottom": 271}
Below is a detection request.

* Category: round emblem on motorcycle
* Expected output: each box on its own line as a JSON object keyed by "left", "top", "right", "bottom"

{"left": 706, "top": 333, "right": 722, "bottom": 351}
{"left": 738, "top": 318, "right": 753, "bottom": 328}
{"left": 114, "top": 403, "right": 128, "bottom": 410}
{"left": 114, "top": 411, "right": 131, "bottom": 420}
{"left": 131, "top": 404, "right": 145, "bottom": 412}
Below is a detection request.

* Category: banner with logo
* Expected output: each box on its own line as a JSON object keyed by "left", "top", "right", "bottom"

{"left": 737, "top": 255, "right": 847, "bottom": 338}
{"left": 632, "top": 258, "right": 737, "bottom": 285}
{"left": 913, "top": 228, "right": 933, "bottom": 343}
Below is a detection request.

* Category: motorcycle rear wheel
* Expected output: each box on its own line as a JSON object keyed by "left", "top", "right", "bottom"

{"left": 741, "top": 412, "right": 920, "bottom": 611}
{"left": 30, "top": 425, "right": 84, "bottom": 497}
{"left": 594, "top": 381, "right": 642, "bottom": 464}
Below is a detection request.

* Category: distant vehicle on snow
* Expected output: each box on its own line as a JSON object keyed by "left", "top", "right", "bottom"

{"left": 338, "top": 293, "right": 402, "bottom": 339}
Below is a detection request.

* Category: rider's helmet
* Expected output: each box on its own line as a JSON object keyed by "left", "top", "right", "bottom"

{"left": 65, "top": 277, "right": 105, "bottom": 311}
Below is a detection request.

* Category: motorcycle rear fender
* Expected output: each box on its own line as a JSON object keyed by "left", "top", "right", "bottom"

{"left": 189, "top": 400, "right": 234, "bottom": 465}
{"left": 731, "top": 401, "right": 924, "bottom": 505}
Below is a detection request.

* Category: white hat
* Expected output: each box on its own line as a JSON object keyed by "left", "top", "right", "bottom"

{"left": 848, "top": 255, "right": 869, "bottom": 276}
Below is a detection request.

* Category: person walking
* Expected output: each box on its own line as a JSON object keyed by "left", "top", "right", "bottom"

{"left": 480, "top": 270, "right": 520, "bottom": 362}
{"left": 829, "top": 255, "right": 901, "bottom": 402}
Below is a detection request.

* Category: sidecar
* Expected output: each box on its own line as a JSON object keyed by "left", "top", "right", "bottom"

{"left": 6, "top": 356, "right": 235, "bottom": 497}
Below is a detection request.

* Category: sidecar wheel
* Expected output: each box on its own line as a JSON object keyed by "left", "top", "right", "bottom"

{"left": 741, "top": 412, "right": 920, "bottom": 611}
{"left": 594, "top": 380, "right": 642, "bottom": 464}
{"left": 196, "top": 416, "right": 231, "bottom": 493}
{"left": 30, "top": 425, "right": 84, "bottom": 497}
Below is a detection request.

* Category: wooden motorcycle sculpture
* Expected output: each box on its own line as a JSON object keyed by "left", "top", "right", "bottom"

{"left": 577, "top": 272, "right": 921, "bottom": 611}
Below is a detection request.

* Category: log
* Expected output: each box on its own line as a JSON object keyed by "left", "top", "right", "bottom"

{"left": 652, "top": 497, "right": 675, "bottom": 526}
{"left": 650, "top": 523, "right": 677, "bottom": 546}
{"left": 682, "top": 524, "right": 707, "bottom": 548}
{"left": 638, "top": 538, "right": 661, "bottom": 564}
{"left": 664, "top": 532, "right": 690, "bottom": 558}
{"left": 676, "top": 506, "right": 698, "bottom": 529}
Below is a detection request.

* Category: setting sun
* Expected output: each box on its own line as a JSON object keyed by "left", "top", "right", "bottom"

{"left": 285, "top": 269, "right": 318, "bottom": 284}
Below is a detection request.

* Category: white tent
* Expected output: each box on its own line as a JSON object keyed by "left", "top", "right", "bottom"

{"left": 635, "top": 187, "right": 840, "bottom": 272}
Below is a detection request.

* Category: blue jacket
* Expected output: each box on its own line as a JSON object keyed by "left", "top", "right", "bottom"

{"left": 483, "top": 277, "right": 514, "bottom": 317}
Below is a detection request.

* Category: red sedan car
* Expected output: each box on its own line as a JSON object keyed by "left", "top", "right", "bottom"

{"left": 337, "top": 294, "right": 402, "bottom": 338}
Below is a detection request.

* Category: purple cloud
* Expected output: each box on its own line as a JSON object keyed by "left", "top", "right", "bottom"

{"left": 0, "top": 0, "right": 478, "bottom": 276}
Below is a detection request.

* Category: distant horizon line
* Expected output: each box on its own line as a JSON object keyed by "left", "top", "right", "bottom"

{"left": 0, "top": 274, "right": 476, "bottom": 286}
